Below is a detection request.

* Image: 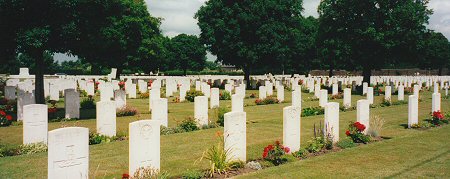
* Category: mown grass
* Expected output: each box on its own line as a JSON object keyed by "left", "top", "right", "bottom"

{"left": 0, "top": 88, "right": 448, "bottom": 178}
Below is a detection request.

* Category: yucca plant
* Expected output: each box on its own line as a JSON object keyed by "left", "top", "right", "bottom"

{"left": 198, "top": 132, "right": 232, "bottom": 177}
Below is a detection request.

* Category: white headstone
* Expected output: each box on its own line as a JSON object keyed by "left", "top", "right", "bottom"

{"left": 128, "top": 84, "right": 137, "bottom": 99}
{"left": 115, "top": 90, "right": 127, "bottom": 109}
{"left": 129, "top": 120, "right": 160, "bottom": 175}
{"left": 277, "top": 85, "right": 284, "bottom": 102}
{"left": 194, "top": 96, "right": 208, "bottom": 126}
{"left": 408, "top": 95, "right": 418, "bottom": 128}
{"left": 356, "top": 100, "right": 370, "bottom": 134}
{"left": 17, "top": 91, "right": 35, "bottom": 121}
{"left": 332, "top": 84, "right": 338, "bottom": 95}
{"left": 224, "top": 111, "right": 246, "bottom": 162}
{"left": 367, "top": 87, "right": 374, "bottom": 104}
{"left": 151, "top": 98, "right": 168, "bottom": 127}
{"left": 232, "top": 94, "right": 244, "bottom": 112}
{"left": 324, "top": 102, "right": 339, "bottom": 143}
{"left": 23, "top": 104, "right": 48, "bottom": 144}
{"left": 432, "top": 93, "right": 441, "bottom": 113}
{"left": 210, "top": 88, "right": 220, "bottom": 109}
{"left": 413, "top": 84, "right": 420, "bottom": 99}
{"left": 100, "top": 83, "right": 113, "bottom": 101}
{"left": 343, "top": 88, "right": 351, "bottom": 108}
{"left": 319, "top": 90, "right": 328, "bottom": 107}
{"left": 398, "top": 85, "right": 404, "bottom": 101}
{"left": 64, "top": 89, "right": 80, "bottom": 119}
{"left": 283, "top": 106, "right": 301, "bottom": 153}
{"left": 149, "top": 88, "right": 160, "bottom": 111}
{"left": 259, "top": 86, "right": 266, "bottom": 100}
{"left": 96, "top": 101, "right": 116, "bottom": 137}
{"left": 385, "top": 86, "right": 391, "bottom": 102}
{"left": 225, "top": 84, "right": 233, "bottom": 94}
{"left": 292, "top": 86, "right": 301, "bottom": 108}
{"left": 48, "top": 127, "right": 89, "bottom": 179}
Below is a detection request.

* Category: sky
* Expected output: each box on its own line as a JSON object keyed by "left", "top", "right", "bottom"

{"left": 55, "top": 0, "right": 450, "bottom": 62}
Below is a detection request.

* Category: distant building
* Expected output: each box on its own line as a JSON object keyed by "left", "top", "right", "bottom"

{"left": 220, "top": 64, "right": 240, "bottom": 72}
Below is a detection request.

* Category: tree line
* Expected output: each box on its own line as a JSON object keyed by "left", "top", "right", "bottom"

{"left": 1, "top": 0, "right": 449, "bottom": 103}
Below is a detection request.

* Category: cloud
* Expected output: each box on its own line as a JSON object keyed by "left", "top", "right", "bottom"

{"left": 428, "top": 0, "right": 450, "bottom": 39}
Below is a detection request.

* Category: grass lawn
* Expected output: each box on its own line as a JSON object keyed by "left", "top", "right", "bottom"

{"left": 0, "top": 89, "right": 449, "bottom": 178}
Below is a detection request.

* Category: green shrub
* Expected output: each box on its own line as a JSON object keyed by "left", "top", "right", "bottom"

{"left": 215, "top": 107, "right": 231, "bottom": 126}
{"left": 219, "top": 91, "right": 231, "bottom": 100}
{"left": 345, "top": 121, "right": 371, "bottom": 144}
{"left": 89, "top": 132, "right": 112, "bottom": 145}
{"left": 199, "top": 133, "right": 232, "bottom": 177}
{"left": 80, "top": 96, "right": 95, "bottom": 109}
{"left": 292, "top": 148, "right": 308, "bottom": 159}
{"left": 255, "top": 96, "right": 279, "bottom": 105}
{"left": 337, "top": 138, "right": 357, "bottom": 149}
{"left": 262, "top": 140, "right": 290, "bottom": 166}
{"left": 182, "top": 169, "right": 204, "bottom": 179}
{"left": 301, "top": 107, "right": 324, "bottom": 117}
{"left": 19, "top": 142, "right": 48, "bottom": 155}
{"left": 178, "top": 118, "right": 200, "bottom": 132}
{"left": 0, "top": 144, "right": 20, "bottom": 157}
{"left": 116, "top": 105, "right": 138, "bottom": 117}
{"left": 185, "top": 90, "right": 204, "bottom": 102}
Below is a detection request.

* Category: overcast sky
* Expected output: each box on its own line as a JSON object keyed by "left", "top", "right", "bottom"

{"left": 55, "top": 0, "right": 450, "bottom": 62}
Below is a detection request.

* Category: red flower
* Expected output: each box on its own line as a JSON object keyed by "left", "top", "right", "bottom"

{"left": 267, "top": 144, "right": 274, "bottom": 150}
{"left": 432, "top": 111, "right": 444, "bottom": 120}
{"left": 346, "top": 130, "right": 350, "bottom": 136}
{"left": 284, "top": 147, "right": 290, "bottom": 153}
{"left": 263, "top": 150, "right": 268, "bottom": 158}
{"left": 122, "top": 173, "right": 130, "bottom": 179}
{"left": 354, "top": 122, "right": 366, "bottom": 132}
{"left": 6, "top": 115, "right": 12, "bottom": 121}
{"left": 0, "top": 110, "right": 5, "bottom": 116}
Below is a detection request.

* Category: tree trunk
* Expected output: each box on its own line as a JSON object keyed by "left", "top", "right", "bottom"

{"left": 328, "top": 65, "right": 334, "bottom": 77}
{"left": 243, "top": 65, "right": 251, "bottom": 89}
{"left": 184, "top": 68, "right": 187, "bottom": 76}
{"left": 33, "top": 50, "right": 46, "bottom": 104}
{"left": 362, "top": 66, "right": 371, "bottom": 84}
{"left": 115, "top": 67, "right": 123, "bottom": 80}
{"left": 438, "top": 67, "right": 443, "bottom": 76}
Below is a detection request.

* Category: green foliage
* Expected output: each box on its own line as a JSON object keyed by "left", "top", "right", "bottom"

{"left": 196, "top": 0, "right": 308, "bottom": 80}
{"left": 178, "top": 118, "right": 200, "bottom": 132}
{"left": 317, "top": 0, "right": 432, "bottom": 81}
{"left": 219, "top": 91, "right": 231, "bottom": 100}
{"left": 292, "top": 148, "right": 309, "bottom": 159}
{"left": 132, "top": 167, "right": 170, "bottom": 179}
{"left": 215, "top": 107, "right": 231, "bottom": 126}
{"left": 301, "top": 107, "right": 324, "bottom": 117}
{"left": 181, "top": 169, "right": 204, "bottom": 179}
{"left": 19, "top": 142, "right": 48, "bottom": 155}
{"left": 198, "top": 133, "right": 232, "bottom": 177}
{"left": 185, "top": 90, "right": 204, "bottom": 102}
{"left": 116, "top": 106, "right": 138, "bottom": 117}
{"left": 0, "top": 144, "right": 20, "bottom": 157}
{"left": 165, "top": 34, "right": 207, "bottom": 75}
{"left": 346, "top": 121, "right": 371, "bottom": 144}
{"left": 306, "top": 122, "right": 333, "bottom": 153}
{"left": 262, "top": 140, "right": 290, "bottom": 166}
{"left": 337, "top": 138, "right": 357, "bottom": 149}
{"left": 89, "top": 132, "right": 111, "bottom": 145}
{"left": 80, "top": 96, "right": 95, "bottom": 109}
{"left": 255, "top": 96, "right": 279, "bottom": 105}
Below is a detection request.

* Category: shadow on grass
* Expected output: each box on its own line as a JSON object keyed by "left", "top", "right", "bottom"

{"left": 400, "top": 124, "right": 408, "bottom": 129}
{"left": 386, "top": 150, "right": 450, "bottom": 178}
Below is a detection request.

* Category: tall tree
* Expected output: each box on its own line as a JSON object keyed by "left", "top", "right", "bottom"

{"left": 3, "top": 0, "right": 81, "bottom": 103}
{"left": 318, "top": 0, "right": 431, "bottom": 82}
{"left": 195, "top": 0, "right": 304, "bottom": 86}
{"left": 419, "top": 31, "right": 450, "bottom": 75}
{"left": 73, "top": 0, "right": 162, "bottom": 79}
{"left": 166, "top": 34, "right": 207, "bottom": 75}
